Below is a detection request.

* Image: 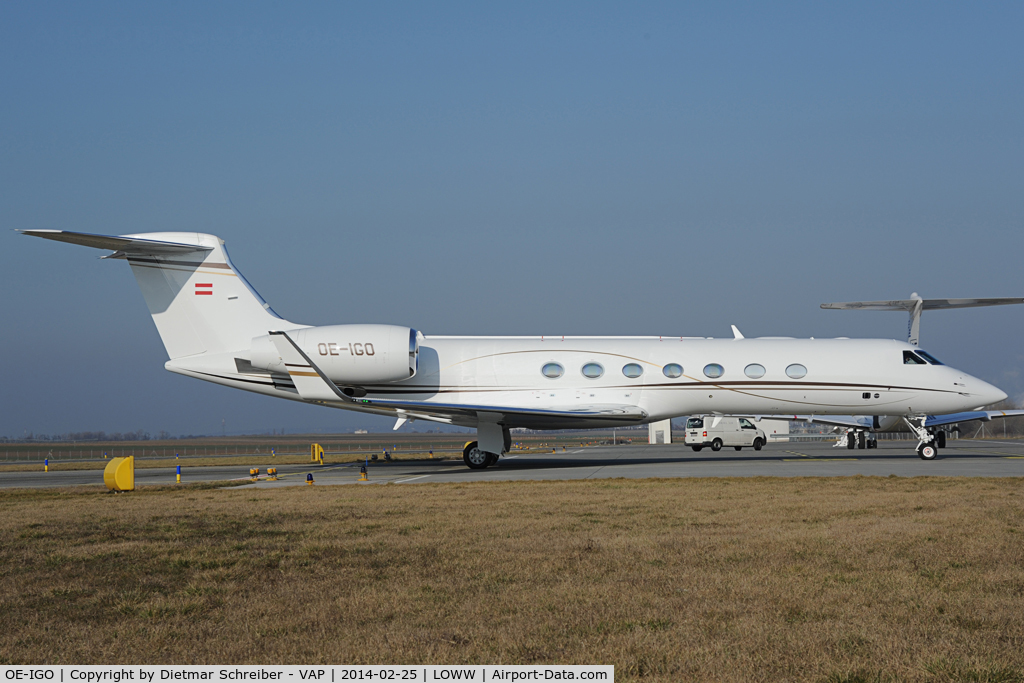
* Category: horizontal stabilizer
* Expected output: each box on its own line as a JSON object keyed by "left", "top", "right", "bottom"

{"left": 18, "top": 230, "right": 213, "bottom": 255}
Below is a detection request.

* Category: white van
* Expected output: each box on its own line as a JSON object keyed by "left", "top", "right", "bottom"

{"left": 685, "top": 416, "right": 767, "bottom": 452}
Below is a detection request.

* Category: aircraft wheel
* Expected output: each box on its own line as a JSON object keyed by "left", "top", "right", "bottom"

{"left": 918, "top": 444, "right": 937, "bottom": 460}
{"left": 847, "top": 436, "right": 856, "bottom": 450}
{"left": 691, "top": 446, "right": 703, "bottom": 452}
{"left": 463, "top": 441, "right": 492, "bottom": 469}
{"left": 711, "top": 439, "right": 723, "bottom": 452}
{"left": 936, "top": 431, "right": 946, "bottom": 448}
{"left": 485, "top": 452, "right": 499, "bottom": 466}
{"left": 734, "top": 446, "right": 743, "bottom": 451}
{"left": 867, "top": 440, "right": 877, "bottom": 449}
{"left": 753, "top": 438, "right": 764, "bottom": 451}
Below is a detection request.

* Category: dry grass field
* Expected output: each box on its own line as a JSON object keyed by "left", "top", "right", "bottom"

{"left": 1, "top": 477, "right": 1022, "bottom": 682}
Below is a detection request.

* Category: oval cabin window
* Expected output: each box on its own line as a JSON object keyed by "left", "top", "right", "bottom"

{"left": 744, "top": 364, "right": 766, "bottom": 379}
{"left": 581, "top": 362, "right": 604, "bottom": 379}
{"left": 704, "top": 363, "right": 724, "bottom": 379}
{"left": 786, "top": 364, "right": 807, "bottom": 379}
{"left": 541, "top": 362, "right": 564, "bottom": 379}
{"left": 663, "top": 363, "right": 683, "bottom": 378}
{"left": 622, "top": 363, "right": 643, "bottom": 378}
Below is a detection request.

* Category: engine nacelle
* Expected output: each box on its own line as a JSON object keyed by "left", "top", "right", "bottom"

{"left": 249, "top": 325, "right": 419, "bottom": 386}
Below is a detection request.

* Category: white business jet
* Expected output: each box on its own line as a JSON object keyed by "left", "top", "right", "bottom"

{"left": 776, "top": 295, "right": 1024, "bottom": 451}
{"left": 21, "top": 231, "right": 1008, "bottom": 466}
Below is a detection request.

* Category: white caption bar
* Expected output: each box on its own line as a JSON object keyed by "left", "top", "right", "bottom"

{"left": 1, "top": 667, "right": 613, "bottom": 683}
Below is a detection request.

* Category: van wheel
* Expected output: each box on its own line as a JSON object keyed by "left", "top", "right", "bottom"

{"left": 711, "top": 439, "right": 723, "bottom": 452}
{"left": 753, "top": 438, "right": 764, "bottom": 451}
{"left": 691, "top": 446, "right": 703, "bottom": 452}
{"left": 734, "top": 446, "right": 743, "bottom": 451}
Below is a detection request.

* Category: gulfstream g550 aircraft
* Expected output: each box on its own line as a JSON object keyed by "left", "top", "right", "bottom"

{"left": 22, "top": 230, "right": 1008, "bottom": 466}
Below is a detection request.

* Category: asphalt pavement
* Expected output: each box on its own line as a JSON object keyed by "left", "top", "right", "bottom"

{"left": 3, "top": 439, "right": 1024, "bottom": 489}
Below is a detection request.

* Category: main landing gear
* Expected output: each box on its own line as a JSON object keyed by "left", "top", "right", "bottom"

{"left": 463, "top": 441, "right": 500, "bottom": 469}
{"left": 834, "top": 429, "right": 877, "bottom": 450}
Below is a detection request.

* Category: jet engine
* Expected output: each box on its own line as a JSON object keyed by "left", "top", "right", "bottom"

{"left": 249, "top": 325, "right": 419, "bottom": 386}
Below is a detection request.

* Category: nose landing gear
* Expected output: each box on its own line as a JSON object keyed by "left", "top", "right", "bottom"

{"left": 904, "top": 417, "right": 941, "bottom": 460}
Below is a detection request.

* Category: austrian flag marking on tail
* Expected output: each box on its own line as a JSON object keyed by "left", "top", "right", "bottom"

{"left": 195, "top": 283, "right": 213, "bottom": 296}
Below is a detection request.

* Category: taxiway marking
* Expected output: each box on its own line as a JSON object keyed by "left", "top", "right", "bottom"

{"left": 782, "top": 458, "right": 858, "bottom": 462}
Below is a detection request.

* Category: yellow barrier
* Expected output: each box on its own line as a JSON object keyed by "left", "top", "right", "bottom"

{"left": 311, "top": 443, "right": 324, "bottom": 463}
{"left": 103, "top": 456, "right": 135, "bottom": 492}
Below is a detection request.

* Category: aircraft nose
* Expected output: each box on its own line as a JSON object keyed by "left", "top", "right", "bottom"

{"left": 975, "top": 379, "right": 1007, "bottom": 406}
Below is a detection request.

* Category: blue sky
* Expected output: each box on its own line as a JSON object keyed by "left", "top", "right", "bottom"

{"left": 2, "top": 2, "right": 1023, "bottom": 436}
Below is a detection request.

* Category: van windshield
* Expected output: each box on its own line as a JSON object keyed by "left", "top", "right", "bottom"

{"left": 686, "top": 418, "right": 704, "bottom": 429}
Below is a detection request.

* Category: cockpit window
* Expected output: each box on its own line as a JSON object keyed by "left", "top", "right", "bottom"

{"left": 903, "top": 350, "right": 927, "bottom": 365}
{"left": 916, "top": 350, "right": 944, "bottom": 365}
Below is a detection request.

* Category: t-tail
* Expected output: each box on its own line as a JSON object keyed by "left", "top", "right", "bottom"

{"left": 19, "top": 230, "right": 294, "bottom": 359}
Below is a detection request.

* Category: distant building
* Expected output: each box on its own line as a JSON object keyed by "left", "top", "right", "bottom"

{"left": 757, "top": 418, "right": 790, "bottom": 443}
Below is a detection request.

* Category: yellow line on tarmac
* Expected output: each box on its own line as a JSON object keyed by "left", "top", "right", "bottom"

{"left": 941, "top": 451, "right": 1024, "bottom": 458}
{"left": 785, "top": 450, "right": 813, "bottom": 458}
{"left": 1006, "top": 457, "right": 1024, "bottom": 459}
{"left": 782, "top": 458, "right": 858, "bottom": 462}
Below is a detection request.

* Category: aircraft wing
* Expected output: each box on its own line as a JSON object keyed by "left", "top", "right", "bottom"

{"left": 783, "top": 415, "right": 874, "bottom": 429}
{"left": 267, "top": 330, "right": 647, "bottom": 428}
{"left": 359, "top": 397, "right": 647, "bottom": 429}
{"left": 781, "top": 412, "right": 1024, "bottom": 431}
{"left": 923, "top": 410, "right": 1024, "bottom": 428}
{"left": 821, "top": 297, "right": 1024, "bottom": 311}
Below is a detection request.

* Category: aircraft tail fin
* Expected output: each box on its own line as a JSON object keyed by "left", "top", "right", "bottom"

{"left": 20, "top": 230, "right": 294, "bottom": 360}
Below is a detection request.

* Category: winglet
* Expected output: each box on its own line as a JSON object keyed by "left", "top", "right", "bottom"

{"left": 268, "top": 331, "right": 351, "bottom": 403}
{"left": 731, "top": 325, "right": 744, "bottom": 340}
